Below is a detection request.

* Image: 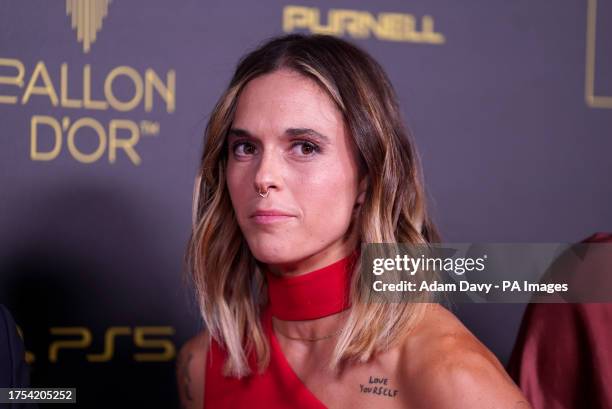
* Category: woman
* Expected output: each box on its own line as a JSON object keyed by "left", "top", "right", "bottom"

{"left": 178, "top": 33, "right": 531, "bottom": 408}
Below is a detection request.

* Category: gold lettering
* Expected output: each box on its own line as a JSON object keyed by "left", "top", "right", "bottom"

{"left": 22, "top": 61, "right": 58, "bottom": 106}
{"left": 133, "top": 327, "right": 176, "bottom": 362}
{"left": 109, "top": 119, "right": 141, "bottom": 165}
{"left": 311, "top": 8, "right": 338, "bottom": 35}
{"left": 378, "top": 13, "right": 413, "bottom": 41}
{"left": 104, "top": 66, "right": 143, "bottom": 111}
{"left": 358, "top": 12, "right": 387, "bottom": 39}
{"left": 67, "top": 117, "right": 106, "bottom": 163}
{"left": 283, "top": 6, "right": 317, "bottom": 32}
{"left": 87, "top": 327, "right": 131, "bottom": 362}
{"left": 331, "top": 10, "right": 368, "bottom": 38}
{"left": 60, "top": 63, "right": 83, "bottom": 108}
{"left": 145, "top": 69, "right": 176, "bottom": 113}
{"left": 31, "top": 115, "right": 62, "bottom": 161}
{"left": 282, "top": 6, "right": 445, "bottom": 45}
{"left": 421, "top": 15, "right": 445, "bottom": 44}
{"left": 83, "top": 64, "right": 108, "bottom": 110}
{"left": 49, "top": 327, "right": 92, "bottom": 363}
{"left": 399, "top": 14, "right": 422, "bottom": 42}
{"left": 0, "top": 58, "right": 25, "bottom": 104}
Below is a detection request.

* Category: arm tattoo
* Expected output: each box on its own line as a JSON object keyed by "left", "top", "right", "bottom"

{"left": 178, "top": 350, "right": 194, "bottom": 407}
{"left": 359, "top": 375, "right": 399, "bottom": 398}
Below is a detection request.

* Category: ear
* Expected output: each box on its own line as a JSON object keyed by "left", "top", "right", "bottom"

{"left": 355, "top": 174, "right": 369, "bottom": 206}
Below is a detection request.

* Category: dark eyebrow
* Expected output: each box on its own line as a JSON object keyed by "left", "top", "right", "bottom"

{"left": 285, "top": 128, "right": 331, "bottom": 144}
{"left": 227, "top": 127, "right": 331, "bottom": 145}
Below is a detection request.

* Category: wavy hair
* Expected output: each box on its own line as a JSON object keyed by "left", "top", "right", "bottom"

{"left": 185, "top": 33, "right": 441, "bottom": 378}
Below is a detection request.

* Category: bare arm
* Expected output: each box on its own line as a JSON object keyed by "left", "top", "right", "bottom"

{"left": 176, "top": 330, "right": 209, "bottom": 409}
{"left": 418, "top": 343, "right": 533, "bottom": 409}
{"left": 402, "top": 304, "right": 533, "bottom": 409}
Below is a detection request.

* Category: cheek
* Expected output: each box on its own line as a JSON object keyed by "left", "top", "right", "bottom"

{"left": 226, "top": 165, "right": 248, "bottom": 211}
{"left": 298, "top": 171, "right": 356, "bottom": 232}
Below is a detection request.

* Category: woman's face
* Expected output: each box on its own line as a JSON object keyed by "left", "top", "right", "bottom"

{"left": 226, "top": 68, "right": 366, "bottom": 276}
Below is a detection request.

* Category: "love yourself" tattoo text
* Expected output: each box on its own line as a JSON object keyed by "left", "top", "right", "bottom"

{"left": 359, "top": 376, "right": 399, "bottom": 398}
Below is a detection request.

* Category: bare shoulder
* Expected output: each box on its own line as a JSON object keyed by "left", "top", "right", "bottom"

{"left": 399, "top": 304, "right": 532, "bottom": 409}
{"left": 177, "top": 328, "right": 210, "bottom": 409}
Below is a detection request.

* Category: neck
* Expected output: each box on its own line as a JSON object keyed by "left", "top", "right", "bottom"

{"left": 264, "top": 243, "right": 358, "bottom": 277}
{"left": 272, "top": 309, "right": 350, "bottom": 345}
{"left": 264, "top": 247, "right": 360, "bottom": 340}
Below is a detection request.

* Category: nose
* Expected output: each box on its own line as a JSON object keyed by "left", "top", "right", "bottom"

{"left": 253, "top": 146, "right": 281, "bottom": 195}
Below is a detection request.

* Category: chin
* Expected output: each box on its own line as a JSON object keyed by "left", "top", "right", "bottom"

{"left": 247, "top": 241, "right": 288, "bottom": 261}
{"left": 246, "top": 240, "right": 302, "bottom": 265}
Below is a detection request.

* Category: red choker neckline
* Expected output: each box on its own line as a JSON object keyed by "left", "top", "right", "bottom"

{"left": 264, "top": 248, "right": 360, "bottom": 321}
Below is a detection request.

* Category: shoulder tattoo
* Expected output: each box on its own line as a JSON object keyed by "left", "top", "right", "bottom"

{"left": 359, "top": 375, "right": 399, "bottom": 398}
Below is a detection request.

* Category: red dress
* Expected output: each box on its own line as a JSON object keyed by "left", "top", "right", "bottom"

{"left": 203, "top": 250, "right": 359, "bottom": 409}
{"left": 204, "top": 306, "right": 328, "bottom": 408}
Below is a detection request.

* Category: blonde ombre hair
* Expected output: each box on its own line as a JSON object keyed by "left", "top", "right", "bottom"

{"left": 185, "top": 33, "right": 441, "bottom": 378}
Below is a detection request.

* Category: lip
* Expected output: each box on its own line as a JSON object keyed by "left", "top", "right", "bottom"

{"left": 250, "top": 209, "right": 296, "bottom": 224}
{"left": 251, "top": 215, "right": 295, "bottom": 224}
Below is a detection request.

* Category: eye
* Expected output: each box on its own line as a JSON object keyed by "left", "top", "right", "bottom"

{"left": 232, "top": 141, "right": 257, "bottom": 157}
{"left": 291, "top": 140, "right": 321, "bottom": 157}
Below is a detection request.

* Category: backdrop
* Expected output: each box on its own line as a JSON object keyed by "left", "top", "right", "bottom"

{"left": 1, "top": 0, "right": 611, "bottom": 407}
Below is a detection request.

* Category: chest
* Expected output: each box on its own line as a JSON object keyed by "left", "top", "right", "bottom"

{"left": 278, "top": 340, "right": 410, "bottom": 409}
